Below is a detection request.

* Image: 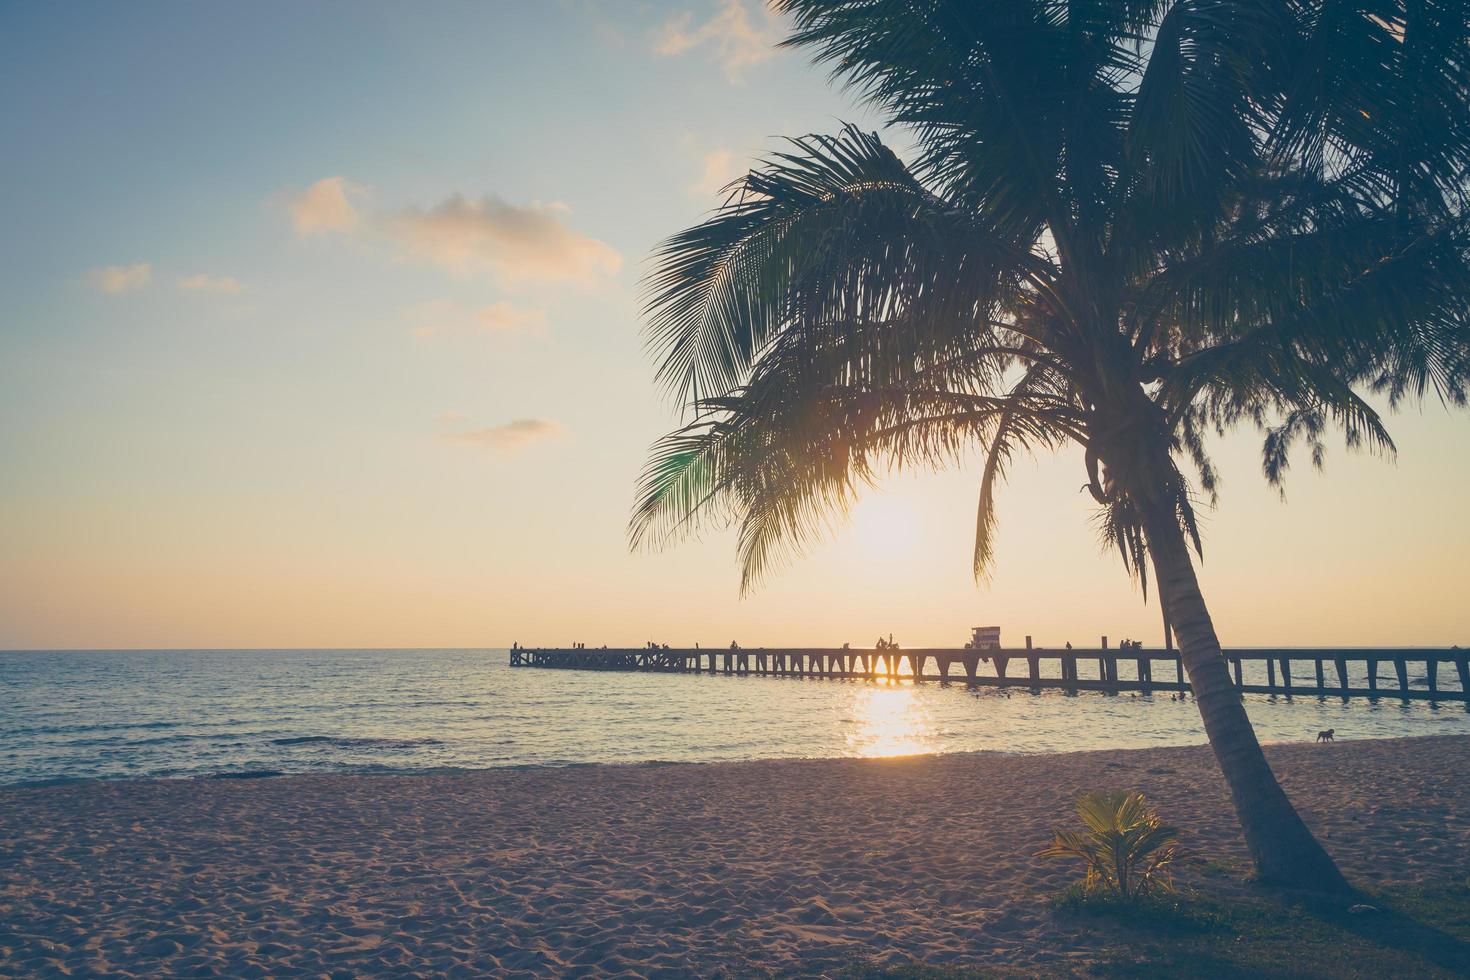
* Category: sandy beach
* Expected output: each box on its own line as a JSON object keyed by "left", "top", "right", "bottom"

{"left": 2, "top": 734, "right": 1467, "bottom": 977}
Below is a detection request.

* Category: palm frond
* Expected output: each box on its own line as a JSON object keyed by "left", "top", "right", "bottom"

{"left": 1116, "top": 0, "right": 1283, "bottom": 254}
{"left": 972, "top": 361, "right": 1071, "bottom": 581}
{"left": 644, "top": 125, "right": 1034, "bottom": 406}
{"left": 634, "top": 0, "right": 1470, "bottom": 597}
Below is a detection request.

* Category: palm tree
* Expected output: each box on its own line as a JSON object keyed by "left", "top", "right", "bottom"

{"left": 630, "top": 0, "right": 1470, "bottom": 892}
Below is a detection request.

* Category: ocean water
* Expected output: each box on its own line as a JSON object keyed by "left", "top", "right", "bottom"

{"left": 1, "top": 648, "right": 1467, "bottom": 786}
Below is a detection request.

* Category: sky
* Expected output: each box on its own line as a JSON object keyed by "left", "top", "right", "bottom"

{"left": 1, "top": 1, "right": 1467, "bottom": 651}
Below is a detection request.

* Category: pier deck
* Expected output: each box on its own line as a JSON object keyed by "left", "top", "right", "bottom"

{"left": 509, "top": 646, "right": 1470, "bottom": 704}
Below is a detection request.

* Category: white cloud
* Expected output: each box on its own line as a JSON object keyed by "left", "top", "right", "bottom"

{"left": 87, "top": 263, "right": 152, "bottom": 294}
{"left": 442, "top": 418, "right": 564, "bottom": 451}
{"left": 177, "top": 273, "right": 244, "bottom": 294}
{"left": 477, "top": 300, "right": 548, "bottom": 333}
{"left": 383, "top": 194, "right": 620, "bottom": 288}
{"left": 655, "top": 0, "right": 782, "bottom": 82}
{"left": 688, "top": 147, "right": 742, "bottom": 198}
{"left": 406, "top": 299, "right": 549, "bottom": 340}
{"left": 283, "top": 180, "right": 617, "bottom": 292}
{"left": 289, "top": 176, "right": 363, "bottom": 236}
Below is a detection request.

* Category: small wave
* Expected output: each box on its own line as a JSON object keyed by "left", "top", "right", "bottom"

{"left": 269, "top": 735, "right": 443, "bottom": 748}
{"left": 61, "top": 731, "right": 245, "bottom": 749}
{"left": 209, "top": 770, "right": 285, "bottom": 780}
{"left": 19, "top": 719, "right": 182, "bottom": 737}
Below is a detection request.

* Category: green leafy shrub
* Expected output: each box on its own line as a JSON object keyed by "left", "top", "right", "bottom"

{"left": 1039, "top": 790, "right": 1182, "bottom": 900}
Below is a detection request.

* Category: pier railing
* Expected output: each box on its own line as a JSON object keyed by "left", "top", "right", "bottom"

{"left": 509, "top": 646, "right": 1470, "bottom": 704}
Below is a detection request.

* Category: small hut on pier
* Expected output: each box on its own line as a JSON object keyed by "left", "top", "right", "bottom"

{"left": 969, "top": 626, "right": 1001, "bottom": 650}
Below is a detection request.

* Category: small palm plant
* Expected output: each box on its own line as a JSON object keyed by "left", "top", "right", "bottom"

{"left": 1039, "top": 791, "right": 1182, "bottom": 901}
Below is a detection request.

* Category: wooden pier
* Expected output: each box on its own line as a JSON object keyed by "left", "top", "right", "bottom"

{"left": 509, "top": 645, "right": 1470, "bottom": 704}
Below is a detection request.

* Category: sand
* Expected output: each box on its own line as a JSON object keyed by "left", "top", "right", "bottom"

{"left": 2, "top": 734, "right": 1467, "bottom": 978}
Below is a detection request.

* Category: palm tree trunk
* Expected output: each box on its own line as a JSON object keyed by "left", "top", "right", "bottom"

{"left": 1143, "top": 506, "right": 1350, "bottom": 893}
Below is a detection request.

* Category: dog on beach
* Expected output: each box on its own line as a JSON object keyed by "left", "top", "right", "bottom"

{"left": 1316, "top": 729, "right": 1335, "bottom": 743}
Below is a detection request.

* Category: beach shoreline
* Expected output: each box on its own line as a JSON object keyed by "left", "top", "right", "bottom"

{"left": 3, "top": 733, "right": 1467, "bottom": 977}
{"left": 0, "top": 727, "right": 1431, "bottom": 790}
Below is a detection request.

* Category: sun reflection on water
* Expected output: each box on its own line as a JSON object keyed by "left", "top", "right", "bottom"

{"left": 846, "top": 683, "right": 937, "bottom": 757}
